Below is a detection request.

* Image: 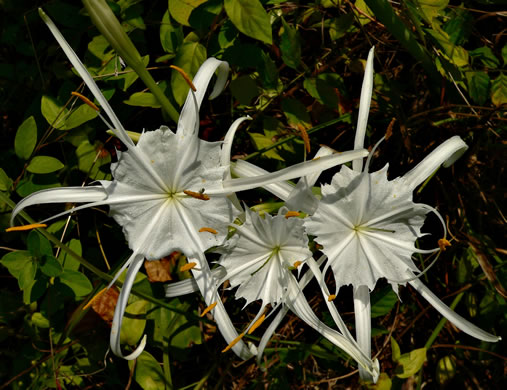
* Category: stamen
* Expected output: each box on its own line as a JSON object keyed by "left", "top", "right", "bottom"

{"left": 71, "top": 91, "right": 99, "bottom": 111}
{"left": 221, "top": 332, "right": 245, "bottom": 353}
{"left": 438, "top": 238, "right": 451, "bottom": 251}
{"left": 312, "top": 156, "right": 321, "bottom": 161}
{"left": 297, "top": 124, "right": 311, "bottom": 153}
{"left": 183, "top": 190, "right": 210, "bottom": 201}
{"left": 180, "top": 262, "right": 197, "bottom": 272}
{"left": 6, "top": 223, "right": 47, "bottom": 232}
{"left": 170, "top": 65, "right": 197, "bottom": 91}
{"left": 199, "top": 227, "right": 218, "bottom": 234}
{"left": 83, "top": 287, "right": 107, "bottom": 310}
{"left": 200, "top": 301, "right": 217, "bottom": 317}
{"left": 285, "top": 211, "right": 300, "bottom": 219}
{"left": 327, "top": 294, "right": 337, "bottom": 302}
{"left": 293, "top": 261, "right": 302, "bottom": 268}
{"left": 248, "top": 314, "right": 266, "bottom": 334}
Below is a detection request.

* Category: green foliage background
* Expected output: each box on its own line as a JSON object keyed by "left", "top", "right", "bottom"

{"left": 0, "top": 0, "right": 505, "bottom": 388}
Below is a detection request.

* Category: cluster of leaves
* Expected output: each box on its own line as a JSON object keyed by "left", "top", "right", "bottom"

{"left": 0, "top": 0, "right": 505, "bottom": 389}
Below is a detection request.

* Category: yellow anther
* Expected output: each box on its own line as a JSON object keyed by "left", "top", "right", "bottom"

{"left": 183, "top": 190, "right": 210, "bottom": 201}
{"left": 248, "top": 314, "right": 266, "bottom": 335}
{"left": 170, "top": 65, "right": 197, "bottom": 92}
{"left": 200, "top": 301, "right": 217, "bottom": 317}
{"left": 293, "top": 261, "right": 302, "bottom": 268}
{"left": 71, "top": 91, "right": 99, "bottom": 111}
{"left": 6, "top": 223, "right": 47, "bottom": 232}
{"left": 328, "top": 294, "right": 337, "bottom": 302}
{"left": 297, "top": 124, "right": 311, "bottom": 153}
{"left": 285, "top": 211, "right": 300, "bottom": 219}
{"left": 438, "top": 238, "right": 451, "bottom": 251}
{"left": 199, "top": 227, "right": 218, "bottom": 234}
{"left": 180, "top": 262, "right": 197, "bottom": 272}
{"left": 83, "top": 287, "right": 107, "bottom": 310}
{"left": 222, "top": 332, "right": 245, "bottom": 353}
{"left": 312, "top": 156, "right": 321, "bottom": 161}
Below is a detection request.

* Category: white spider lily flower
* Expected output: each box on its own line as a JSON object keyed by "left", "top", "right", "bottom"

{"left": 12, "top": 11, "right": 370, "bottom": 361}
{"left": 304, "top": 47, "right": 501, "bottom": 381}
{"left": 214, "top": 207, "right": 379, "bottom": 379}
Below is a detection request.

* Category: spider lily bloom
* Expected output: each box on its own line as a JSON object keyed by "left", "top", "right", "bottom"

{"left": 305, "top": 50, "right": 500, "bottom": 382}
{"left": 214, "top": 207, "right": 379, "bottom": 378}
{"left": 11, "top": 10, "right": 370, "bottom": 361}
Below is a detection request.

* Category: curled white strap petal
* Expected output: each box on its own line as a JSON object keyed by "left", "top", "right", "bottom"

{"left": 215, "top": 149, "right": 369, "bottom": 195}
{"left": 39, "top": 8, "right": 134, "bottom": 148}
{"left": 165, "top": 267, "right": 226, "bottom": 297}
{"left": 353, "top": 46, "right": 375, "bottom": 172}
{"left": 110, "top": 253, "right": 147, "bottom": 360}
{"left": 10, "top": 186, "right": 107, "bottom": 225}
{"left": 409, "top": 273, "right": 501, "bottom": 342}
{"left": 178, "top": 58, "right": 230, "bottom": 136}
{"left": 402, "top": 136, "right": 468, "bottom": 191}
{"left": 353, "top": 285, "right": 374, "bottom": 382}
{"left": 221, "top": 116, "right": 252, "bottom": 179}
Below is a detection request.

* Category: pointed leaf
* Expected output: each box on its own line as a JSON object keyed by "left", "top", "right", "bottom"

{"left": 40, "top": 255, "right": 63, "bottom": 278}
{"left": 1, "top": 251, "right": 33, "bottom": 279}
{"left": 128, "top": 351, "right": 168, "bottom": 390}
{"left": 58, "top": 270, "right": 93, "bottom": 297}
{"left": 224, "top": 0, "right": 272, "bottom": 44}
{"left": 169, "top": 0, "right": 207, "bottom": 26}
{"left": 171, "top": 41, "right": 207, "bottom": 105}
{"left": 15, "top": 116, "right": 37, "bottom": 160}
{"left": 27, "top": 156, "right": 64, "bottom": 174}
{"left": 280, "top": 17, "right": 301, "bottom": 69}
{"left": 371, "top": 285, "right": 398, "bottom": 318}
{"left": 491, "top": 73, "right": 507, "bottom": 107}
{"left": 41, "top": 95, "right": 67, "bottom": 129}
{"left": 160, "top": 9, "right": 183, "bottom": 54}
{"left": 391, "top": 337, "right": 401, "bottom": 362}
{"left": 466, "top": 72, "right": 490, "bottom": 105}
{"left": 120, "top": 299, "right": 148, "bottom": 346}
{"left": 0, "top": 168, "right": 13, "bottom": 191}
{"left": 395, "top": 348, "right": 427, "bottom": 378}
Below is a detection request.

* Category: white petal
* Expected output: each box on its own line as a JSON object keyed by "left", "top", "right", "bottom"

{"left": 353, "top": 47, "right": 375, "bottom": 172}
{"left": 409, "top": 274, "right": 501, "bottom": 342}
{"left": 217, "top": 149, "right": 369, "bottom": 194}
{"left": 10, "top": 186, "right": 107, "bottom": 224}
{"left": 402, "top": 136, "right": 468, "bottom": 191}
{"left": 353, "top": 285, "right": 374, "bottom": 382}
{"left": 110, "top": 253, "right": 147, "bottom": 360}
{"left": 221, "top": 116, "right": 251, "bottom": 179}
{"left": 165, "top": 267, "right": 226, "bottom": 297}
{"left": 39, "top": 9, "right": 133, "bottom": 148}
{"left": 178, "top": 58, "right": 229, "bottom": 136}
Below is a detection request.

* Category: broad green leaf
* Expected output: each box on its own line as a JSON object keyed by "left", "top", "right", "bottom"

{"left": 171, "top": 41, "right": 206, "bottom": 105}
{"left": 304, "top": 73, "right": 345, "bottom": 109}
{"left": 371, "top": 285, "right": 398, "bottom": 318}
{"left": 15, "top": 174, "right": 61, "bottom": 198}
{"left": 282, "top": 98, "right": 311, "bottom": 130}
{"left": 436, "top": 355, "right": 457, "bottom": 385}
{"left": 18, "top": 260, "right": 37, "bottom": 290}
{"left": 58, "top": 270, "right": 93, "bottom": 297}
{"left": 391, "top": 337, "right": 401, "bottom": 362}
{"left": 76, "top": 140, "right": 112, "bottom": 181}
{"left": 354, "top": 0, "right": 374, "bottom": 25}
{"left": 280, "top": 17, "right": 301, "bottom": 70}
{"left": 169, "top": 0, "right": 207, "bottom": 26}
{"left": 417, "top": 0, "right": 449, "bottom": 24}
{"left": 224, "top": 0, "right": 272, "bottom": 44}
{"left": 41, "top": 95, "right": 67, "bottom": 130}
{"left": 1, "top": 250, "right": 33, "bottom": 279}
{"left": 249, "top": 132, "right": 284, "bottom": 161}
{"left": 23, "top": 277, "right": 47, "bottom": 305}
{"left": 27, "top": 230, "right": 53, "bottom": 258}
{"left": 31, "top": 312, "right": 50, "bottom": 328}
{"left": 121, "top": 299, "right": 148, "bottom": 346}
{"left": 328, "top": 14, "right": 355, "bottom": 41}
{"left": 502, "top": 44, "right": 507, "bottom": 66}
{"left": 27, "top": 156, "right": 64, "bottom": 174}
{"left": 40, "top": 255, "right": 63, "bottom": 278}
{"left": 124, "top": 92, "right": 162, "bottom": 108}
{"left": 426, "top": 24, "right": 468, "bottom": 67}
{"left": 466, "top": 72, "right": 490, "bottom": 105}
{"left": 87, "top": 34, "right": 111, "bottom": 61}
{"left": 373, "top": 373, "right": 392, "bottom": 390}
{"left": 160, "top": 10, "right": 183, "bottom": 55}
{"left": 230, "top": 75, "right": 260, "bottom": 105}
{"left": 491, "top": 73, "right": 507, "bottom": 107}
{"left": 258, "top": 51, "right": 279, "bottom": 89}
{"left": 217, "top": 20, "right": 238, "bottom": 50}
{"left": 15, "top": 116, "right": 37, "bottom": 160}
{"left": 58, "top": 239, "right": 82, "bottom": 271}
{"left": 0, "top": 168, "right": 12, "bottom": 191}
{"left": 128, "top": 351, "right": 168, "bottom": 390}
{"left": 189, "top": 0, "right": 224, "bottom": 31}
{"left": 395, "top": 348, "right": 427, "bottom": 378}
{"left": 118, "top": 55, "right": 150, "bottom": 91}
{"left": 64, "top": 103, "right": 99, "bottom": 129}
{"left": 470, "top": 46, "right": 500, "bottom": 68}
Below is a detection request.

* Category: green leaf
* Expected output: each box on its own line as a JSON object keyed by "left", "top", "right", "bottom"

{"left": 128, "top": 351, "right": 169, "bottom": 390}
{"left": 27, "top": 230, "right": 53, "bottom": 258}
{"left": 15, "top": 174, "right": 61, "bottom": 198}
{"left": 121, "top": 299, "right": 148, "bottom": 346}
{"left": 169, "top": 0, "right": 207, "bottom": 26}
{"left": 15, "top": 116, "right": 37, "bottom": 160}
{"left": 371, "top": 285, "right": 398, "bottom": 318}
{"left": 58, "top": 239, "right": 82, "bottom": 271}
{"left": 40, "top": 255, "right": 63, "bottom": 278}
{"left": 31, "top": 312, "right": 50, "bottom": 328}
{"left": 41, "top": 95, "right": 67, "bottom": 130}
{"left": 27, "top": 156, "right": 64, "bottom": 174}
{"left": 282, "top": 98, "right": 311, "bottom": 130}
{"left": 258, "top": 51, "right": 279, "bottom": 89}
{"left": 466, "top": 72, "right": 490, "bottom": 105}
{"left": 249, "top": 132, "right": 284, "bottom": 161}
{"left": 354, "top": 0, "right": 374, "bottom": 25}
{"left": 23, "top": 277, "right": 47, "bottom": 304}
{"left": 374, "top": 373, "right": 393, "bottom": 390}
{"left": 189, "top": 0, "right": 224, "bottom": 31}
{"left": 124, "top": 91, "right": 162, "bottom": 108}
{"left": 64, "top": 104, "right": 98, "bottom": 129}
{"left": 1, "top": 250, "right": 33, "bottom": 279}
{"left": 328, "top": 14, "right": 355, "bottom": 41}
{"left": 224, "top": 0, "right": 272, "bottom": 44}
{"left": 230, "top": 75, "right": 260, "bottom": 105}
{"left": 280, "top": 17, "right": 301, "bottom": 70}
{"left": 436, "top": 355, "right": 457, "bottom": 385}
{"left": 160, "top": 10, "right": 183, "bottom": 55}
{"left": 18, "top": 260, "right": 37, "bottom": 290}
{"left": 304, "top": 73, "right": 345, "bottom": 109}
{"left": 395, "top": 348, "right": 427, "bottom": 378}
{"left": 417, "top": 0, "right": 449, "bottom": 24}
{"left": 502, "top": 44, "right": 507, "bottom": 67}
{"left": 58, "top": 270, "right": 93, "bottom": 297}
{"left": 426, "top": 23, "right": 469, "bottom": 67}
{"left": 0, "top": 168, "right": 13, "bottom": 191}
{"left": 470, "top": 46, "right": 500, "bottom": 68}
{"left": 171, "top": 41, "right": 207, "bottom": 105}
{"left": 76, "top": 140, "right": 112, "bottom": 181}
{"left": 391, "top": 337, "right": 401, "bottom": 362}
{"left": 491, "top": 73, "right": 507, "bottom": 107}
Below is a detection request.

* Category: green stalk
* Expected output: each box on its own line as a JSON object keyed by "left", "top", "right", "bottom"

{"left": 82, "top": 0, "right": 179, "bottom": 122}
